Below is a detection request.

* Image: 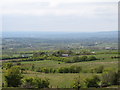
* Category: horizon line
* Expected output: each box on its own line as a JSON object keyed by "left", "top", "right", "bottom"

{"left": 2, "top": 30, "right": 118, "bottom": 33}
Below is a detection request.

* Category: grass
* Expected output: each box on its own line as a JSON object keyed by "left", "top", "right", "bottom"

{"left": 21, "top": 53, "right": 118, "bottom": 71}
{"left": 24, "top": 73, "right": 97, "bottom": 88}
{"left": 19, "top": 53, "right": 118, "bottom": 88}
{"left": 2, "top": 53, "right": 118, "bottom": 88}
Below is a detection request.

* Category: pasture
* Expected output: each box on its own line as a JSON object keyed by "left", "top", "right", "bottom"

{"left": 19, "top": 53, "right": 118, "bottom": 88}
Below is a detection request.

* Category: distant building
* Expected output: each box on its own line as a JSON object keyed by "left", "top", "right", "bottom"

{"left": 91, "top": 51, "right": 95, "bottom": 54}
{"left": 62, "top": 54, "right": 69, "bottom": 57}
{"left": 105, "top": 47, "right": 111, "bottom": 50}
{"left": 95, "top": 42, "right": 98, "bottom": 45}
{"left": 105, "top": 47, "right": 117, "bottom": 50}
{"left": 21, "top": 54, "right": 31, "bottom": 57}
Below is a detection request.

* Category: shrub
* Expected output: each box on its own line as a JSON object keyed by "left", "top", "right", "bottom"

{"left": 38, "top": 68, "right": 55, "bottom": 73}
{"left": 58, "top": 66, "right": 82, "bottom": 73}
{"left": 85, "top": 75, "right": 100, "bottom": 88}
{"left": 4, "top": 66, "right": 23, "bottom": 87}
{"left": 4, "top": 63, "right": 13, "bottom": 70}
{"left": 88, "top": 56, "right": 97, "bottom": 61}
{"left": 58, "top": 67, "right": 69, "bottom": 73}
{"left": 21, "top": 77, "right": 49, "bottom": 88}
{"left": 42, "top": 68, "right": 50, "bottom": 73}
{"left": 64, "top": 55, "right": 97, "bottom": 63}
{"left": 80, "top": 56, "right": 88, "bottom": 61}
{"left": 21, "top": 77, "right": 34, "bottom": 88}
{"left": 101, "top": 71, "right": 119, "bottom": 87}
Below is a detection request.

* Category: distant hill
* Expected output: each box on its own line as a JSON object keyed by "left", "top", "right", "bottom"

{"left": 2, "top": 31, "right": 118, "bottom": 39}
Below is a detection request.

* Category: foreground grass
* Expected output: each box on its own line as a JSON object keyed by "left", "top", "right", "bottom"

{"left": 24, "top": 73, "right": 97, "bottom": 88}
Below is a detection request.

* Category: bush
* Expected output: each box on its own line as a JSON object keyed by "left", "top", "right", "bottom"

{"left": 58, "top": 67, "right": 69, "bottom": 73}
{"left": 101, "top": 71, "right": 119, "bottom": 87}
{"left": 88, "top": 56, "right": 97, "bottom": 61}
{"left": 35, "top": 67, "right": 56, "bottom": 73}
{"left": 85, "top": 75, "right": 100, "bottom": 88}
{"left": 42, "top": 68, "right": 50, "bottom": 73}
{"left": 4, "top": 66, "right": 23, "bottom": 87}
{"left": 80, "top": 56, "right": 88, "bottom": 61}
{"left": 64, "top": 56, "right": 97, "bottom": 63}
{"left": 21, "top": 77, "right": 49, "bottom": 88}
{"left": 4, "top": 63, "right": 13, "bottom": 70}
{"left": 58, "top": 66, "right": 82, "bottom": 73}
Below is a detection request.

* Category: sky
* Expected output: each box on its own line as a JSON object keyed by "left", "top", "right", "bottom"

{"left": 1, "top": 0, "right": 119, "bottom": 32}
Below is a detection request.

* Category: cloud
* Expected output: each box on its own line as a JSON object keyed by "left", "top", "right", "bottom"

{"left": 2, "top": 0, "right": 118, "bottom": 32}
{"left": 2, "top": 0, "right": 118, "bottom": 16}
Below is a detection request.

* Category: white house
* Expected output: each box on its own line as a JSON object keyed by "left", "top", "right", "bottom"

{"left": 62, "top": 54, "right": 69, "bottom": 57}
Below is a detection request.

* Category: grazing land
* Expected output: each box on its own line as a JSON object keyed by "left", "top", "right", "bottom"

{"left": 1, "top": 31, "right": 119, "bottom": 89}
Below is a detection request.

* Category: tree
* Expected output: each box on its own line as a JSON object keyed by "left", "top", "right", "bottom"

{"left": 4, "top": 66, "right": 23, "bottom": 87}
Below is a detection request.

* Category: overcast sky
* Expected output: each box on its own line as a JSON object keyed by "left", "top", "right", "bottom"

{"left": 2, "top": 0, "right": 119, "bottom": 32}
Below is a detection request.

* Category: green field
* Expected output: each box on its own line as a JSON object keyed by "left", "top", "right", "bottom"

{"left": 2, "top": 37, "right": 119, "bottom": 89}
{"left": 17, "top": 53, "right": 118, "bottom": 88}
{"left": 24, "top": 73, "right": 97, "bottom": 88}
{"left": 21, "top": 53, "right": 118, "bottom": 70}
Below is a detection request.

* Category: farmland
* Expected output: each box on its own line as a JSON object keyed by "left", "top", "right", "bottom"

{"left": 1, "top": 31, "right": 119, "bottom": 89}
